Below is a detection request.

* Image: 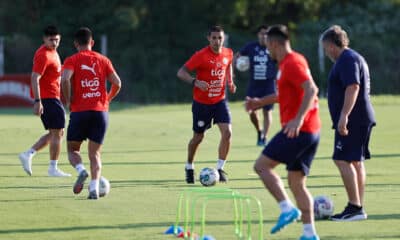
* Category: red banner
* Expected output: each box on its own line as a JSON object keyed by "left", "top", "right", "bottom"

{"left": 0, "top": 74, "right": 33, "bottom": 107}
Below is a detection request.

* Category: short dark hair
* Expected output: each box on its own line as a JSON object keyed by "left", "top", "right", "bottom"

{"left": 321, "top": 25, "right": 349, "bottom": 47}
{"left": 208, "top": 25, "right": 224, "bottom": 36}
{"left": 43, "top": 25, "right": 60, "bottom": 36}
{"left": 74, "top": 27, "right": 93, "bottom": 45}
{"left": 256, "top": 25, "right": 268, "bottom": 33}
{"left": 266, "top": 24, "right": 289, "bottom": 43}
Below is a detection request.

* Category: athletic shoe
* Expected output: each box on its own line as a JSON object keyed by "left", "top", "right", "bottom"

{"left": 218, "top": 169, "right": 228, "bottom": 182}
{"left": 73, "top": 170, "right": 89, "bottom": 194}
{"left": 271, "top": 207, "right": 301, "bottom": 234}
{"left": 185, "top": 168, "right": 195, "bottom": 184}
{"left": 299, "top": 235, "right": 320, "bottom": 240}
{"left": 331, "top": 203, "right": 367, "bottom": 221}
{"left": 257, "top": 138, "right": 266, "bottom": 146}
{"left": 48, "top": 168, "right": 72, "bottom": 177}
{"left": 18, "top": 151, "right": 33, "bottom": 176}
{"left": 87, "top": 190, "right": 99, "bottom": 200}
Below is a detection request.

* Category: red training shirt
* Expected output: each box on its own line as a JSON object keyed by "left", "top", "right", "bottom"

{"left": 63, "top": 50, "right": 115, "bottom": 112}
{"left": 276, "top": 51, "right": 321, "bottom": 133}
{"left": 184, "top": 46, "right": 233, "bottom": 104}
{"left": 32, "top": 45, "right": 62, "bottom": 99}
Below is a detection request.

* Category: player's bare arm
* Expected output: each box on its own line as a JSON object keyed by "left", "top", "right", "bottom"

{"left": 338, "top": 83, "right": 360, "bottom": 136}
{"left": 107, "top": 72, "right": 122, "bottom": 101}
{"left": 245, "top": 94, "right": 277, "bottom": 113}
{"left": 284, "top": 79, "right": 319, "bottom": 138}
{"left": 31, "top": 72, "right": 43, "bottom": 116}
{"left": 61, "top": 69, "right": 74, "bottom": 108}
{"left": 233, "top": 52, "right": 241, "bottom": 65}
{"left": 226, "top": 63, "right": 236, "bottom": 93}
{"left": 177, "top": 66, "right": 208, "bottom": 91}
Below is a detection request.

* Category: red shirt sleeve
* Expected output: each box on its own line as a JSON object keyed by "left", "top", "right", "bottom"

{"left": 104, "top": 57, "right": 115, "bottom": 77}
{"left": 286, "top": 61, "right": 310, "bottom": 86}
{"left": 184, "top": 51, "right": 202, "bottom": 71}
{"left": 63, "top": 56, "right": 75, "bottom": 71}
{"left": 32, "top": 53, "right": 48, "bottom": 75}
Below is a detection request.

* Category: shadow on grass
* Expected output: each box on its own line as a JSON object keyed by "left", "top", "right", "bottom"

{"left": 367, "top": 213, "right": 400, "bottom": 220}
{"left": 320, "top": 235, "right": 400, "bottom": 240}
{"left": 0, "top": 219, "right": 273, "bottom": 235}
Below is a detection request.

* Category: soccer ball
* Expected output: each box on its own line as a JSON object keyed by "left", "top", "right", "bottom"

{"left": 99, "top": 176, "right": 111, "bottom": 197}
{"left": 235, "top": 56, "right": 250, "bottom": 72}
{"left": 314, "top": 195, "right": 334, "bottom": 219}
{"left": 199, "top": 167, "right": 219, "bottom": 187}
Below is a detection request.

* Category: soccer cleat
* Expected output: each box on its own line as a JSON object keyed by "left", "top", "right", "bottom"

{"left": 271, "top": 207, "right": 301, "bottom": 234}
{"left": 19, "top": 151, "right": 33, "bottom": 176}
{"left": 257, "top": 138, "right": 266, "bottom": 146}
{"left": 48, "top": 168, "right": 72, "bottom": 177}
{"left": 299, "top": 235, "right": 320, "bottom": 240}
{"left": 330, "top": 203, "right": 367, "bottom": 221}
{"left": 87, "top": 190, "right": 99, "bottom": 200}
{"left": 218, "top": 169, "right": 228, "bottom": 182}
{"left": 73, "top": 170, "right": 89, "bottom": 194}
{"left": 185, "top": 168, "right": 195, "bottom": 184}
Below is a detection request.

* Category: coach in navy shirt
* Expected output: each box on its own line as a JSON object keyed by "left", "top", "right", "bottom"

{"left": 236, "top": 25, "right": 277, "bottom": 146}
{"left": 321, "top": 25, "right": 375, "bottom": 222}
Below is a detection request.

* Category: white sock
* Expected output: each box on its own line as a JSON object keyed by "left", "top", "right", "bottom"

{"left": 49, "top": 160, "right": 57, "bottom": 169}
{"left": 75, "top": 163, "right": 86, "bottom": 174}
{"left": 279, "top": 199, "right": 295, "bottom": 213}
{"left": 28, "top": 148, "right": 36, "bottom": 155}
{"left": 216, "top": 159, "right": 226, "bottom": 170}
{"left": 185, "top": 163, "right": 194, "bottom": 170}
{"left": 303, "top": 223, "right": 317, "bottom": 237}
{"left": 89, "top": 179, "right": 99, "bottom": 193}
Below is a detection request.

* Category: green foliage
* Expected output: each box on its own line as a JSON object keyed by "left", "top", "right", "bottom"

{"left": 296, "top": 1, "right": 400, "bottom": 95}
{"left": 0, "top": 0, "right": 399, "bottom": 102}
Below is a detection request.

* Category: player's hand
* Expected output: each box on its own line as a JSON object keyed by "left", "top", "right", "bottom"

{"left": 283, "top": 118, "right": 303, "bottom": 138}
{"left": 245, "top": 96, "right": 261, "bottom": 113}
{"left": 229, "top": 83, "right": 237, "bottom": 94}
{"left": 33, "top": 101, "right": 43, "bottom": 116}
{"left": 338, "top": 114, "right": 349, "bottom": 136}
{"left": 194, "top": 79, "right": 209, "bottom": 91}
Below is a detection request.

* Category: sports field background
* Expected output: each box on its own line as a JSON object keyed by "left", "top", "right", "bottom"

{"left": 0, "top": 96, "right": 399, "bottom": 240}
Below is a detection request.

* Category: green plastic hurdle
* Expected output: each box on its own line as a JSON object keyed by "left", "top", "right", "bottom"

{"left": 189, "top": 192, "right": 263, "bottom": 240}
{"left": 173, "top": 187, "right": 263, "bottom": 240}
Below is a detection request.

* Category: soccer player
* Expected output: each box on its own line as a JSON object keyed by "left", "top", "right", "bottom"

{"left": 61, "top": 27, "right": 121, "bottom": 200}
{"left": 321, "top": 25, "right": 375, "bottom": 221}
{"left": 177, "top": 25, "right": 236, "bottom": 184}
{"left": 246, "top": 25, "right": 320, "bottom": 240}
{"left": 235, "top": 25, "right": 277, "bottom": 146}
{"left": 19, "top": 25, "right": 71, "bottom": 177}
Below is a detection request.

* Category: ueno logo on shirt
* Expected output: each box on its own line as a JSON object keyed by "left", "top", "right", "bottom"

{"left": 211, "top": 69, "right": 225, "bottom": 79}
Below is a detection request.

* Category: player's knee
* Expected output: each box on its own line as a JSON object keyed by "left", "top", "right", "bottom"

{"left": 221, "top": 129, "right": 232, "bottom": 141}
{"left": 253, "top": 160, "right": 265, "bottom": 175}
{"left": 253, "top": 162, "right": 261, "bottom": 174}
{"left": 191, "top": 133, "right": 204, "bottom": 145}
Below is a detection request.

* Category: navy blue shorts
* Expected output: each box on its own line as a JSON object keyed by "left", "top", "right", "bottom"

{"left": 262, "top": 130, "right": 320, "bottom": 175}
{"left": 333, "top": 124, "right": 374, "bottom": 161}
{"left": 40, "top": 98, "right": 65, "bottom": 130}
{"left": 67, "top": 111, "right": 109, "bottom": 144}
{"left": 246, "top": 84, "right": 275, "bottom": 111}
{"left": 192, "top": 99, "right": 231, "bottom": 133}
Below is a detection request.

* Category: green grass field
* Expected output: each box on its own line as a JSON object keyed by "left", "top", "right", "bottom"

{"left": 0, "top": 96, "right": 399, "bottom": 240}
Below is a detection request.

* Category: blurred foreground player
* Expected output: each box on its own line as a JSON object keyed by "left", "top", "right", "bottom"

{"left": 246, "top": 25, "right": 320, "bottom": 240}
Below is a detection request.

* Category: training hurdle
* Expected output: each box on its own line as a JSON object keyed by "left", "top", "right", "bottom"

{"left": 171, "top": 187, "right": 263, "bottom": 240}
